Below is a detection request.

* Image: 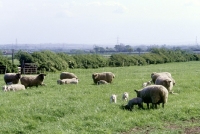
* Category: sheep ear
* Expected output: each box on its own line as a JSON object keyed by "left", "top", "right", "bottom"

{"left": 134, "top": 90, "right": 138, "bottom": 93}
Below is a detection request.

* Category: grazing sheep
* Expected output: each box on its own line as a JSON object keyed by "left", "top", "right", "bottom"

{"left": 2, "top": 84, "right": 25, "bottom": 91}
{"left": 4, "top": 73, "right": 21, "bottom": 84}
{"left": 92, "top": 72, "right": 115, "bottom": 84}
{"left": 20, "top": 73, "right": 46, "bottom": 88}
{"left": 155, "top": 75, "right": 173, "bottom": 93}
{"left": 142, "top": 81, "right": 151, "bottom": 88}
{"left": 60, "top": 72, "right": 77, "bottom": 79}
{"left": 110, "top": 94, "right": 117, "bottom": 103}
{"left": 122, "top": 92, "right": 129, "bottom": 101}
{"left": 135, "top": 85, "right": 168, "bottom": 109}
{"left": 151, "top": 72, "right": 174, "bottom": 84}
{"left": 123, "top": 97, "right": 144, "bottom": 111}
{"left": 97, "top": 80, "right": 108, "bottom": 85}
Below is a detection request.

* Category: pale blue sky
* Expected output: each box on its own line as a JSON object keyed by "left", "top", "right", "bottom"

{"left": 0, "top": 0, "right": 200, "bottom": 46}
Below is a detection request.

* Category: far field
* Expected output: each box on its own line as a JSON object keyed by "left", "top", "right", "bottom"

{"left": 0, "top": 61, "right": 200, "bottom": 133}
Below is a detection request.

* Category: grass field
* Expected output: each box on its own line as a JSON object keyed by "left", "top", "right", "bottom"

{"left": 0, "top": 61, "right": 200, "bottom": 134}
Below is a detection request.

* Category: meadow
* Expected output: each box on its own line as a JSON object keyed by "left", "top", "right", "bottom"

{"left": 0, "top": 61, "right": 200, "bottom": 134}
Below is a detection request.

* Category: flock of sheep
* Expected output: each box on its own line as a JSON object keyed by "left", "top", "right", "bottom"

{"left": 109, "top": 72, "right": 176, "bottom": 111}
{"left": 2, "top": 71, "right": 175, "bottom": 110}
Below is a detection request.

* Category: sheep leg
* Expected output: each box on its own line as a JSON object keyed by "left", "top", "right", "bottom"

{"left": 147, "top": 103, "right": 150, "bottom": 109}
{"left": 162, "top": 103, "right": 164, "bottom": 108}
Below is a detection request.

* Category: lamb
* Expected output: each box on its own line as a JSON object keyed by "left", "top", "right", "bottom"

{"left": 2, "top": 84, "right": 25, "bottom": 92}
{"left": 57, "top": 78, "right": 79, "bottom": 84}
{"left": 92, "top": 72, "right": 115, "bottom": 84}
{"left": 20, "top": 73, "right": 46, "bottom": 88}
{"left": 123, "top": 97, "right": 144, "bottom": 111}
{"left": 57, "top": 79, "right": 65, "bottom": 85}
{"left": 60, "top": 72, "right": 77, "bottom": 79}
{"left": 122, "top": 92, "right": 129, "bottom": 101}
{"left": 142, "top": 81, "right": 151, "bottom": 87}
{"left": 97, "top": 80, "right": 108, "bottom": 85}
{"left": 110, "top": 94, "right": 117, "bottom": 103}
{"left": 151, "top": 72, "right": 175, "bottom": 85}
{"left": 135, "top": 85, "right": 168, "bottom": 109}
{"left": 155, "top": 75, "right": 173, "bottom": 93}
{"left": 4, "top": 73, "right": 21, "bottom": 84}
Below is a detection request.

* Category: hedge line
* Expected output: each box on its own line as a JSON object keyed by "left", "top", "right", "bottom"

{"left": 1, "top": 48, "right": 200, "bottom": 73}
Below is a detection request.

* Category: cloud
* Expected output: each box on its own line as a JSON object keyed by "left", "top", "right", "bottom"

{"left": 55, "top": 10, "right": 74, "bottom": 18}
{"left": 184, "top": 0, "right": 200, "bottom": 6}
{"left": 113, "top": 5, "right": 128, "bottom": 14}
{"left": 86, "top": 1, "right": 128, "bottom": 14}
{"left": 0, "top": 0, "right": 2, "bottom": 8}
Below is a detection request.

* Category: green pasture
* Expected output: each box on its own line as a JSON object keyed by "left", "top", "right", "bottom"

{"left": 0, "top": 61, "right": 200, "bottom": 134}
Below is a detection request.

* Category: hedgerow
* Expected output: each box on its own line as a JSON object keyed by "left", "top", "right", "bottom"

{"left": 10, "top": 48, "right": 200, "bottom": 72}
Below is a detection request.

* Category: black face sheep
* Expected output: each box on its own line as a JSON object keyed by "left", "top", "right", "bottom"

{"left": 20, "top": 73, "right": 46, "bottom": 88}
{"left": 4, "top": 73, "right": 21, "bottom": 84}
{"left": 110, "top": 94, "right": 117, "bottom": 103}
{"left": 135, "top": 85, "right": 168, "bottom": 109}
{"left": 97, "top": 80, "right": 108, "bottom": 85}
{"left": 123, "top": 97, "right": 144, "bottom": 111}
{"left": 155, "top": 75, "right": 173, "bottom": 93}
{"left": 2, "top": 84, "right": 25, "bottom": 91}
{"left": 92, "top": 72, "right": 115, "bottom": 84}
{"left": 60, "top": 72, "right": 77, "bottom": 79}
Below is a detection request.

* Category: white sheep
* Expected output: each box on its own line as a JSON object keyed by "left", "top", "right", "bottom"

{"left": 57, "top": 79, "right": 65, "bottom": 85}
{"left": 57, "top": 78, "right": 78, "bottom": 84}
{"left": 151, "top": 72, "right": 175, "bottom": 85}
{"left": 110, "top": 94, "right": 117, "bottom": 103}
{"left": 135, "top": 85, "right": 168, "bottom": 109}
{"left": 97, "top": 80, "right": 108, "bottom": 85}
{"left": 4, "top": 73, "right": 21, "bottom": 84}
{"left": 2, "top": 84, "right": 25, "bottom": 92}
{"left": 92, "top": 72, "right": 115, "bottom": 84}
{"left": 20, "top": 73, "right": 46, "bottom": 88}
{"left": 122, "top": 92, "right": 129, "bottom": 101}
{"left": 60, "top": 72, "right": 78, "bottom": 79}
{"left": 142, "top": 81, "right": 151, "bottom": 88}
{"left": 155, "top": 75, "right": 174, "bottom": 93}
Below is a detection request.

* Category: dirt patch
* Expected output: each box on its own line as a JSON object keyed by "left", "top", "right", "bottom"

{"left": 121, "top": 118, "right": 200, "bottom": 134}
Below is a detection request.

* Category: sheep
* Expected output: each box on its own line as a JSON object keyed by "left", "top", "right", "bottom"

{"left": 61, "top": 78, "right": 79, "bottom": 84}
{"left": 60, "top": 72, "right": 77, "bottom": 79}
{"left": 155, "top": 75, "right": 173, "bottom": 93}
{"left": 4, "top": 73, "right": 21, "bottom": 84}
{"left": 151, "top": 72, "right": 175, "bottom": 85}
{"left": 20, "top": 73, "right": 46, "bottom": 88}
{"left": 142, "top": 81, "right": 152, "bottom": 88}
{"left": 122, "top": 92, "right": 129, "bottom": 101}
{"left": 97, "top": 80, "right": 108, "bottom": 85}
{"left": 2, "top": 84, "right": 25, "bottom": 92}
{"left": 123, "top": 97, "right": 144, "bottom": 111}
{"left": 57, "top": 79, "right": 65, "bottom": 85}
{"left": 92, "top": 72, "right": 115, "bottom": 84}
{"left": 110, "top": 94, "right": 117, "bottom": 103}
{"left": 134, "top": 85, "right": 168, "bottom": 109}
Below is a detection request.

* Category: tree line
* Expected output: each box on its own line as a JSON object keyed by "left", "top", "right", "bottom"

{"left": 0, "top": 48, "right": 200, "bottom": 73}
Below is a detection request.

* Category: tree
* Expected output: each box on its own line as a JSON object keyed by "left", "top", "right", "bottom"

{"left": 136, "top": 48, "right": 142, "bottom": 55}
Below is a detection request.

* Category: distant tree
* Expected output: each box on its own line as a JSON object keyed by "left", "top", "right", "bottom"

{"left": 136, "top": 48, "right": 142, "bottom": 55}
{"left": 114, "top": 44, "right": 125, "bottom": 52}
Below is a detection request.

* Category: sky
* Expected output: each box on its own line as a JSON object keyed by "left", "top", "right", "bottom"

{"left": 0, "top": 0, "right": 200, "bottom": 46}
